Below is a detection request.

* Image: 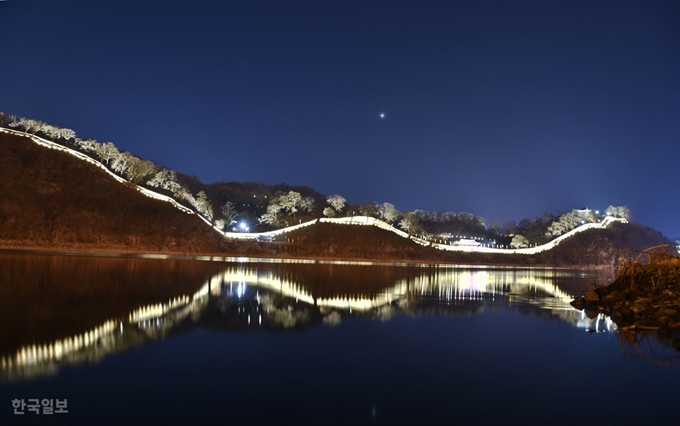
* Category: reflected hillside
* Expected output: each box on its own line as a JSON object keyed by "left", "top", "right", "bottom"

{"left": 0, "top": 252, "right": 223, "bottom": 351}
{"left": 1, "top": 262, "right": 651, "bottom": 382}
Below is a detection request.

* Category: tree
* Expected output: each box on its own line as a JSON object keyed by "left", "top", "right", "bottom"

{"left": 359, "top": 201, "right": 379, "bottom": 217}
{"left": 510, "top": 234, "right": 530, "bottom": 249}
{"left": 195, "top": 191, "right": 214, "bottom": 222}
{"left": 273, "top": 191, "right": 315, "bottom": 220}
{"left": 502, "top": 220, "right": 519, "bottom": 235}
{"left": 54, "top": 127, "right": 76, "bottom": 141}
{"left": 399, "top": 211, "right": 422, "bottom": 236}
{"left": 221, "top": 201, "right": 238, "bottom": 228}
{"left": 327, "top": 194, "right": 346, "bottom": 212}
{"left": 8, "top": 117, "right": 43, "bottom": 135}
{"left": 125, "top": 158, "right": 157, "bottom": 184}
{"left": 147, "top": 168, "right": 182, "bottom": 194}
{"left": 111, "top": 151, "right": 134, "bottom": 175}
{"left": 606, "top": 205, "right": 631, "bottom": 220}
{"left": 379, "top": 202, "right": 399, "bottom": 224}
{"left": 323, "top": 207, "right": 336, "bottom": 217}
{"left": 260, "top": 203, "right": 284, "bottom": 227}
{"left": 546, "top": 210, "right": 582, "bottom": 237}
{"left": 94, "top": 142, "right": 120, "bottom": 166}
{"left": 175, "top": 185, "right": 196, "bottom": 208}
{"left": 279, "top": 191, "right": 303, "bottom": 218}
{"left": 488, "top": 220, "right": 503, "bottom": 235}
{"left": 300, "top": 196, "right": 315, "bottom": 214}
{"left": 75, "top": 138, "right": 98, "bottom": 152}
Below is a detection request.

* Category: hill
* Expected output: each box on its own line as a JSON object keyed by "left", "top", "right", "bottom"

{"left": 0, "top": 129, "right": 673, "bottom": 266}
{"left": 0, "top": 131, "right": 235, "bottom": 254}
{"left": 284, "top": 221, "right": 672, "bottom": 267}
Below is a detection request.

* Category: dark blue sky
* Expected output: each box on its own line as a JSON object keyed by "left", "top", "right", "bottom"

{"left": 2, "top": 0, "right": 679, "bottom": 236}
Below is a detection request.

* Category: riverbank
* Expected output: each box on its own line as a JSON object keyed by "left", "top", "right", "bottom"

{"left": 571, "top": 247, "right": 680, "bottom": 333}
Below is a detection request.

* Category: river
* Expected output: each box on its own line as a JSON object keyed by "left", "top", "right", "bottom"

{"left": 0, "top": 252, "right": 678, "bottom": 425}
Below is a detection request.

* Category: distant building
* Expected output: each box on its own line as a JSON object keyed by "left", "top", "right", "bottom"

{"left": 575, "top": 208, "right": 592, "bottom": 218}
{"left": 454, "top": 238, "right": 481, "bottom": 247}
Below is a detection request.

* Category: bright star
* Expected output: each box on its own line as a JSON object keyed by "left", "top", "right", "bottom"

{"left": 379, "top": 113, "right": 385, "bottom": 119}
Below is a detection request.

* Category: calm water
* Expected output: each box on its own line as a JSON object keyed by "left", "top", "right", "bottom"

{"left": 1, "top": 252, "right": 678, "bottom": 425}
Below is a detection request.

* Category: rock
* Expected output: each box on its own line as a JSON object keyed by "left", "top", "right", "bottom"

{"left": 584, "top": 290, "right": 600, "bottom": 304}
{"left": 661, "top": 308, "right": 677, "bottom": 317}
{"left": 585, "top": 308, "right": 600, "bottom": 319}
{"left": 570, "top": 297, "right": 585, "bottom": 310}
{"left": 658, "top": 316, "right": 672, "bottom": 327}
{"left": 603, "top": 291, "right": 626, "bottom": 304}
{"left": 602, "top": 294, "right": 617, "bottom": 304}
{"left": 631, "top": 304, "right": 647, "bottom": 315}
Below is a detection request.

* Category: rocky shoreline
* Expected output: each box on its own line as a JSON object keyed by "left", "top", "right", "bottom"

{"left": 571, "top": 248, "right": 680, "bottom": 333}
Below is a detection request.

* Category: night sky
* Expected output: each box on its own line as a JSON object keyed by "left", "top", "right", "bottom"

{"left": 2, "top": 1, "right": 679, "bottom": 237}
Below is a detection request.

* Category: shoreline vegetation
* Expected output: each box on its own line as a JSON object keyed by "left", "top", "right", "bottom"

{"left": 571, "top": 247, "right": 680, "bottom": 344}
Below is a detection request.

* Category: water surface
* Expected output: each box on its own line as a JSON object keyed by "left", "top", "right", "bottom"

{"left": 0, "top": 253, "right": 677, "bottom": 425}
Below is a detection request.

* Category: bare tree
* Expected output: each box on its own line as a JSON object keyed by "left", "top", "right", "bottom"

{"left": 195, "top": 191, "right": 214, "bottom": 222}
{"left": 327, "top": 194, "right": 346, "bottom": 212}
{"left": 606, "top": 205, "right": 631, "bottom": 220}
{"left": 359, "top": 201, "right": 379, "bottom": 217}
{"left": 94, "top": 142, "right": 120, "bottom": 166}
{"left": 50, "top": 127, "right": 76, "bottom": 141}
{"left": 111, "top": 151, "right": 134, "bottom": 176}
{"left": 547, "top": 210, "right": 582, "bottom": 237}
{"left": 147, "top": 168, "right": 182, "bottom": 194}
{"left": 399, "top": 211, "right": 422, "bottom": 236}
{"left": 221, "top": 201, "right": 238, "bottom": 228}
{"left": 510, "top": 234, "right": 530, "bottom": 249}
{"left": 379, "top": 202, "right": 399, "bottom": 224}
{"left": 323, "top": 207, "right": 336, "bottom": 217}
{"left": 125, "top": 157, "right": 158, "bottom": 184}
{"left": 9, "top": 117, "right": 44, "bottom": 135}
{"left": 260, "top": 203, "right": 284, "bottom": 226}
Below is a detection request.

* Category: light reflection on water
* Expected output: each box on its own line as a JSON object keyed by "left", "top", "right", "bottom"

{"left": 0, "top": 260, "right": 634, "bottom": 383}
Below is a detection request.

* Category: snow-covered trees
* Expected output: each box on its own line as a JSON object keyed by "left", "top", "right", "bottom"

{"left": 510, "top": 235, "right": 530, "bottom": 249}
{"left": 326, "top": 194, "right": 346, "bottom": 213}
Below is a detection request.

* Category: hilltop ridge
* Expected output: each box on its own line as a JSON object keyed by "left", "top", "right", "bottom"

{"left": 0, "top": 123, "right": 673, "bottom": 266}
